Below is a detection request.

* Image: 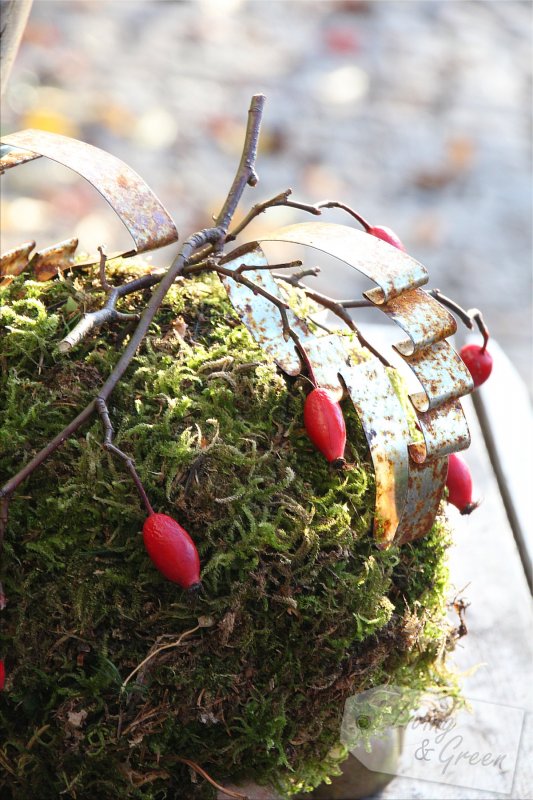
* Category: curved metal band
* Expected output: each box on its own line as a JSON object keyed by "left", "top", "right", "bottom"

{"left": 261, "top": 222, "right": 429, "bottom": 303}
{"left": 217, "top": 224, "right": 473, "bottom": 546}
{"left": 0, "top": 129, "right": 179, "bottom": 256}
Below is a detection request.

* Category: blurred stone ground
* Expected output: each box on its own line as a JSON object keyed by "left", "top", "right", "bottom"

{"left": 1, "top": 0, "right": 531, "bottom": 391}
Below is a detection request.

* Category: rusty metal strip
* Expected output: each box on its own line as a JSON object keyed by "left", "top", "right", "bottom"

{"left": 260, "top": 222, "right": 429, "bottom": 303}
{"left": 393, "top": 457, "right": 448, "bottom": 545}
{"left": 377, "top": 288, "right": 457, "bottom": 356}
{"left": 30, "top": 237, "right": 79, "bottom": 281}
{"left": 404, "top": 340, "right": 474, "bottom": 412}
{"left": 409, "top": 399, "right": 471, "bottom": 464}
{"left": 0, "top": 144, "right": 40, "bottom": 172}
{"left": 340, "top": 357, "right": 411, "bottom": 548}
{"left": 0, "top": 130, "right": 179, "bottom": 255}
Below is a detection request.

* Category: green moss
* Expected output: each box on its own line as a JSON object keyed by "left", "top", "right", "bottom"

{"left": 0, "top": 264, "right": 458, "bottom": 799}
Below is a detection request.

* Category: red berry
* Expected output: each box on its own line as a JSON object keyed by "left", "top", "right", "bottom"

{"left": 304, "top": 387, "right": 347, "bottom": 466}
{"left": 324, "top": 28, "right": 359, "bottom": 54}
{"left": 142, "top": 513, "right": 201, "bottom": 590}
{"left": 0, "top": 660, "right": 5, "bottom": 691}
{"left": 460, "top": 344, "right": 493, "bottom": 388}
{"left": 446, "top": 454, "right": 478, "bottom": 515}
{"left": 368, "top": 225, "right": 406, "bottom": 252}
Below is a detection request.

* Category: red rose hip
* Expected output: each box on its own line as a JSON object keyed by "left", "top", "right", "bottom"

{"left": 460, "top": 343, "right": 493, "bottom": 388}
{"left": 446, "top": 453, "right": 478, "bottom": 515}
{"left": 304, "top": 387, "right": 347, "bottom": 466}
{"left": 368, "top": 225, "right": 406, "bottom": 252}
{"left": 0, "top": 660, "right": 5, "bottom": 691}
{"left": 143, "top": 513, "right": 201, "bottom": 589}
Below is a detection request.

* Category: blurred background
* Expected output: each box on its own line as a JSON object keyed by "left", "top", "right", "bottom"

{"left": 1, "top": 0, "right": 531, "bottom": 391}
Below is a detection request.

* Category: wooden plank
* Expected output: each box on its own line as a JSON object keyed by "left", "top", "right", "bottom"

{"left": 376, "top": 394, "right": 533, "bottom": 799}
{"left": 470, "top": 338, "right": 532, "bottom": 589}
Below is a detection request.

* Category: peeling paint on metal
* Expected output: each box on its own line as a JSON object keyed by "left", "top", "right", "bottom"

{"left": 394, "top": 457, "right": 448, "bottom": 545}
{"left": 378, "top": 288, "right": 457, "bottom": 356}
{"left": 260, "top": 222, "right": 429, "bottom": 303}
{"left": 404, "top": 340, "right": 474, "bottom": 412}
{"left": 410, "top": 399, "right": 471, "bottom": 463}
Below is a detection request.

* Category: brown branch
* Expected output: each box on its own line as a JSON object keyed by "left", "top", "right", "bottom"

{"left": 173, "top": 758, "right": 248, "bottom": 800}
{"left": 316, "top": 199, "right": 371, "bottom": 231}
{"left": 95, "top": 398, "right": 154, "bottom": 516}
{"left": 225, "top": 189, "right": 322, "bottom": 243}
{"left": 274, "top": 273, "right": 392, "bottom": 368}
{"left": 213, "top": 94, "right": 266, "bottom": 239}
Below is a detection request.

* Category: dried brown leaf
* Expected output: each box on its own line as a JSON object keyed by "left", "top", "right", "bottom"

{"left": 0, "top": 241, "right": 36, "bottom": 285}
{"left": 29, "top": 237, "right": 79, "bottom": 281}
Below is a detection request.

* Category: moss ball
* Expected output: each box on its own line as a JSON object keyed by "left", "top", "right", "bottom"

{"left": 0, "top": 263, "right": 456, "bottom": 799}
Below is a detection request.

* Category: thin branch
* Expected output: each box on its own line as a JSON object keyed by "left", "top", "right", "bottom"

{"left": 97, "top": 246, "right": 112, "bottom": 291}
{"left": 183, "top": 259, "right": 302, "bottom": 278}
{"left": 95, "top": 398, "right": 154, "bottom": 516}
{"left": 272, "top": 267, "right": 321, "bottom": 285}
{"left": 274, "top": 273, "right": 392, "bottom": 368}
{"left": 213, "top": 94, "right": 266, "bottom": 238}
{"left": 209, "top": 263, "right": 318, "bottom": 384}
{"left": 316, "top": 199, "right": 371, "bottom": 231}
{"left": 173, "top": 758, "right": 248, "bottom": 800}
{"left": 225, "top": 188, "right": 322, "bottom": 243}
{"left": 58, "top": 272, "right": 163, "bottom": 353}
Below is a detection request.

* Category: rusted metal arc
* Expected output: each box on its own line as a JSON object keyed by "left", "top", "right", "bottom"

{"left": 262, "top": 222, "right": 429, "bottom": 303}
{"left": 220, "top": 224, "right": 477, "bottom": 545}
{"left": 256, "top": 224, "right": 472, "bottom": 465}
{"left": 0, "top": 129, "right": 179, "bottom": 256}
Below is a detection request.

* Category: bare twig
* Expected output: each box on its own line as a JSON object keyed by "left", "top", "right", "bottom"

{"left": 213, "top": 94, "right": 266, "bottom": 241}
{"left": 225, "top": 188, "right": 322, "bottom": 243}
{"left": 316, "top": 199, "right": 371, "bottom": 231}
{"left": 272, "top": 267, "right": 321, "bottom": 285}
{"left": 95, "top": 398, "right": 154, "bottom": 516}
{"left": 98, "top": 246, "right": 112, "bottom": 291}
{"left": 58, "top": 272, "right": 162, "bottom": 353}
{"left": 274, "top": 273, "right": 392, "bottom": 368}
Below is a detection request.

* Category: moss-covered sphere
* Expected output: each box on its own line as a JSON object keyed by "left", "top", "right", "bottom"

{"left": 0, "top": 264, "right": 456, "bottom": 799}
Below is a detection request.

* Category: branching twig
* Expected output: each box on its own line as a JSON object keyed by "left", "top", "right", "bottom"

{"left": 225, "top": 188, "right": 322, "bottom": 243}
{"left": 58, "top": 271, "right": 161, "bottom": 353}
{"left": 274, "top": 272, "right": 392, "bottom": 368}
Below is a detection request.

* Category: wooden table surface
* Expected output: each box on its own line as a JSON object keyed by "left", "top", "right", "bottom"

{"left": 376, "top": 339, "right": 532, "bottom": 800}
